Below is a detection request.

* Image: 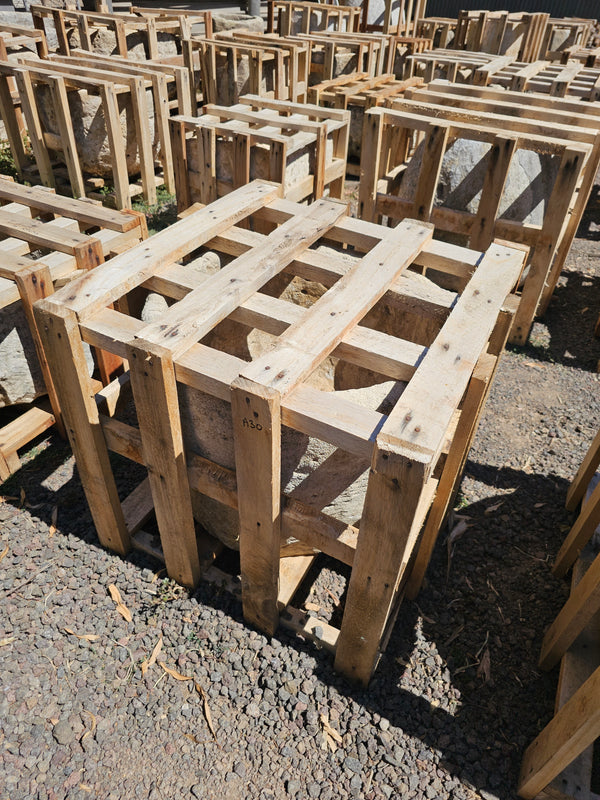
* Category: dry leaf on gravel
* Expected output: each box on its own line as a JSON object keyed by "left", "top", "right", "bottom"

{"left": 446, "top": 518, "right": 471, "bottom": 580}
{"left": 108, "top": 584, "right": 132, "bottom": 623}
{"left": 485, "top": 500, "right": 504, "bottom": 514}
{"left": 49, "top": 505, "right": 58, "bottom": 536}
{"left": 195, "top": 683, "right": 217, "bottom": 740}
{"left": 81, "top": 710, "right": 97, "bottom": 743}
{"left": 160, "top": 662, "right": 192, "bottom": 681}
{"left": 320, "top": 715, "right": 342, "bottom": 752}
{"left": 0, "top": 544, "right": 8, "bottom": 563}
{"left": 141, "top": 636, "right": 163, "bottom": 677}
{"left": 477, "top": 648, "right": 492, "bottom": 684}
{"left": 64, "top": 628, "right": 99, "bottom": 643}
{"left": 0, "top": 637, "right": 15, "bottom": 646}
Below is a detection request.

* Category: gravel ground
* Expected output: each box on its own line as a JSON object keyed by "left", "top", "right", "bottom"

{"left": 2, "top": 195, "right": 600, "bottom": 799}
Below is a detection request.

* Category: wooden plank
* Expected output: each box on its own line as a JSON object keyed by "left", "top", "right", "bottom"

{"left": 518, "top": 665, "right": 600, "bottom": 799}
{"left": 469, "top": 135, "right": 517, "bottom": 251}
{"left": 510, "top": 146, "right": 587, "bottom": 345}
{"left": 121, "top": 477, "right": 154, "bottom": 535}
{"left": 52, "top": 180, "right": 282, "bottom": 319}
{"left": 134, "top": 197, "right": 348, "bottom": 358}
{"left": 126, "top": 339, "right": 201, "bottom": 589}
{"left": 231, "top": 378, "right": 282, "bottom": 635}
{"left": 33, "top": 301, "right": 130, "bottom": 555}
{"left": 238, "top": 217, "right": 433, "bottom": 398}
{"left": 0, "top": 180, "right": 139, "bottom": 232}
{"left": 0, "top": 406, "right": 55, "bottom": 457}
{"left": 49, "top": 74, "right": 86, "bottom": 199}
{"left": 99, "top": 83, "right": 131, "bottom": 210}
{"left": 554, "top": 479, "right": 600, "bottom": 578}
{"left": 412, "top": 123, "right": 449, "bottom": 221}
{"left": 566, "top": 430, "right": 600, "bottom": 511}
{"left": 540, "top": 550, "right": 600, "bottom": 671}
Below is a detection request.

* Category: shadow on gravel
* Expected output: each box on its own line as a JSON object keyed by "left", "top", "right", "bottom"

{"left": 577, "top": 182, "right": 600, "bottom": 241}
{"left": 512, "top": 271, "right": 600, "bottom": 372}
{"left": 274, "top": 460, "right": 574, "bottom": 799}
{"left": 0, "top": 435, "right": 575, "bottom": 799}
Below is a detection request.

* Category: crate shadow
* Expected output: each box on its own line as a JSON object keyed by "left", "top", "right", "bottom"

{"left": 512, "top": 268, "right": 600, "bottom": 371}
{"left": 0, "top": 441, "right": 575, "bottom": 798}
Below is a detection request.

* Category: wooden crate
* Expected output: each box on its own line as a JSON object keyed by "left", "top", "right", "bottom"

{"left": 406, "top": 48, "right": 510, "bottom": 82}
{"left": 210, "top": 30, "right": 311, "bottom": 102}
{"left": 33, "top": 179, "right": 525, "bottom": 685}
{"left": 1, "top": 56, "right": 175, "bottom": 208}
{"left": 30, "top": 4, "right": 183, "bottom": 60}
{"left": 473, "top": 58, "right": 600, "bottom": 100}
{"left": 130, "top": 6, "right": 213, "bottom": 40}
{"left": 0, "top": 179, "right": 147, "bottom": 482}
{"left": 307, "top": 72, "right": 423, "bottom": 167}
{"left": 454, "top": 10, "right": 549, "bottom": 61}
{"left": 542, "top": 16, "right": 595, "bottom": 61}
{"left": 192, "top": 36, "right": 303, "bottom": 105}
{"left": 291, "top": 30, "right": 390, "bottom": 82}
{"left": 268, "top": 0, "right": 361, "bottom": 36}
{"left": 360, "top": 0, "right": 426, "bottom": 36}
{"left": 0, "top": 22, "right": 48, "bottom": 59}
{"left": 169, "top": 95, "right": 349, "bottom": 212}
{"left": 400, "top": 80, "right": 600, "bottom": 324}
{"left": 415, "top": 17, "right": 458, "bottom": 49}
{"left": 518, "top": 433, "right": 600, "bottom": 800}
{"left": 358, "top": 99, "right": 600, "bottom": 345}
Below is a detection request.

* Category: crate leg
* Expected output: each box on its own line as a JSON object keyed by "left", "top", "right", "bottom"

{"left": 126, "top": 339, "right": 201, "bottom": 589}
{"left": 509, "top": 146, "right": 585, "bottom": 345}
{"left": 335, "top": 447, "right": 430, "bottom": 685}
{"left": 231, "top": 377, "right": 282, "bottom": 637}
{"left": 33, "top": 301, "right": 131, "bottom": 555}
{"left": 566, "top": 428, "right": 600, "bottom": 511}
{"left": 358, "top": 109, "right": 383, "bottom": 222}
{"left": 14, "top": 262, "right": 65, "bottom": 438}
{"left": 518, "top": 664, "right": 600, "bottom": 800}
{"left": 405, "top": 353, "right": 497, "bottom": 599}
{"left": 100, "top": 84, "right": 132, "bottom": 211}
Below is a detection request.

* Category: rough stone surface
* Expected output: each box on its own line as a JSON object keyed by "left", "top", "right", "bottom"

{"left": 399, "top": 137, "right": 560, "bottom": 227}
{"left": 212, "top": 13, "right": 265, "bottom": 33}
{"left": 0, "top": 301, "right": 93, "bottom": 408}
{"left": 36, "top": 82, "right": 160, "bottom": 178}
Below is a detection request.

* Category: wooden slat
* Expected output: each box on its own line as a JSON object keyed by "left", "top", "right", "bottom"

{"left": 135, "top": 198, "right": 348, "bottom": 358}
{"left": 52, "top": 180, "right": 282, "bottom": 319}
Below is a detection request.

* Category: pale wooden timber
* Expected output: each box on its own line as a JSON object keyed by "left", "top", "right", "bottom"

{"left": 519, "top": 548, "right": 600, "bottom": 799}
{"left": 0, "top": 179, "right": 146, "bottom": 481}
{"left": 34, "top": 180, "right": 523, "bottom": 684}
{"left": 170, "top": 95, "right": 349, "bottom": 212}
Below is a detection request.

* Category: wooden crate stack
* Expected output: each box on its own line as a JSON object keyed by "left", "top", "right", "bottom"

{"left": 0, "top": 52, "right": 190, "bottom": 208}
{"left": 169, "top": 95, "right": 349, "bottom": 212}
{"left": 33, "top": 179, "right": 525, "bottom": 685}
{"left": 473, "top": 58, "right": 600, "bottom": 101}
{"left": 358, "top": 85, "right": 600, "bottom": 345}
{"left": 307, "top": 72, "right": 423, "bottom": 171}
{"left": 518, "top": 430, "right": 600, "bottom": 798}
{"left": 0, "top": 179, "right": 147, "bottom": 480}
{"left": 30, "top": 4, "right": 184, "bottom": 60}
{"left": 268, "top": 0, "right": 361, "bottom": 37}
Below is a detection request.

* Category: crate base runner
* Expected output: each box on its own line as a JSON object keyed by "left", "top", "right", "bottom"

{"left": 35, "top": 180, "right": 525, "bottom": 684}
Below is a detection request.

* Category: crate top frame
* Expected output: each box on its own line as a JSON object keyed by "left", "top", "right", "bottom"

{"left": 39, "top": 180, "right": 524, "bottom": 473}
{"left": 0, "top": 179, "right": 146, "bottom": 310}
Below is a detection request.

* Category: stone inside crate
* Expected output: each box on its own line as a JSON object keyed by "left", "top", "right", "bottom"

{"left": 129, "top": 233, "right": 447, "bottom": 561}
